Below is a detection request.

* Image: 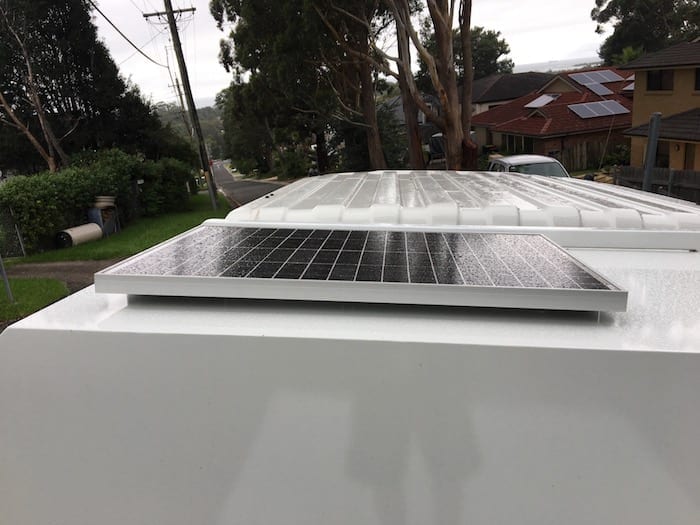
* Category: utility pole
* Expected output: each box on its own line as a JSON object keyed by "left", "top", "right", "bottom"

{"left": 171, "top": 77, "right": 191, "bottom": 133}
{"left": 144, "top": 2, "right": 217, "bottom": 210}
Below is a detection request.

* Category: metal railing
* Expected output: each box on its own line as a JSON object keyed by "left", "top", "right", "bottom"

{"left": 614, "top": 166, "right": 700, "bottom": 204}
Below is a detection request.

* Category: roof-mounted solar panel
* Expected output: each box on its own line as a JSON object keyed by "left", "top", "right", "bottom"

{"left": 569, "top": 100, "right": 629, "bottom": 119}
{"left": 569, "top": 70, "right": 624, "bottom": 96}
{"left": 570, "top": 70, "right": 623, "bottom": 85}
{"left": 569, "top": 72, "right": 594, "bottom": 85}
{"left": 524, "top": 94, "right": 560, "bottom": 108}
{"left": 587, "top": 83, "right": 613, "bottom": 96}
{"left": 597, "top": 70, "right": 624, "bottom": 82}
{"left": 96, "top": 225, "right": 628, "bottom": 312}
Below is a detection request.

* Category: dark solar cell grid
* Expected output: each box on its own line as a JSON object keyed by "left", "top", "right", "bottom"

{"left": 105, "top": 225, "right": 614, "bottom": 291}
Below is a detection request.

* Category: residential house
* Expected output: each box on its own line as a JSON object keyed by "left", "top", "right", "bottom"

{"left": 471, "top": 67, "right": 634, "bottom": 171}
{"left": 472, "top": 72, "right": 554, "bottom": 115}
{"left": 619, "top": 39, "right": 700, "bottom": 171}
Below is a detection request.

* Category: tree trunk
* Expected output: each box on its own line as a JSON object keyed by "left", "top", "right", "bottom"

{"left": 0, "top": 91, "right": 57, "bottom": 172}
{"left": 1, "top": 6, "right": 69, "bottom": 171}
{"left": 444, "top": 106, "right": 465, "bottom": 170}
{"left": 396, "top": 19, "right": 425, "bottom": 170}
{"left": 315, "top": 129, "right": 329, "bottom": 173}
{"left": 460, "top": 0, "right": 477, "bottom": 170}
{"left": 357, "top": 31, "right": 387, "bottom": 170}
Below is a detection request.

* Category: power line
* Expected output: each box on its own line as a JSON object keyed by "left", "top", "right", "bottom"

{"left": 117, "top": 25, "right": 169, "bottom": 67}
{"left": 87, "top": 0, "right": 168, "bottom": 69}
{"left": 128, "top": 0, "right": 144, "bottom": 14}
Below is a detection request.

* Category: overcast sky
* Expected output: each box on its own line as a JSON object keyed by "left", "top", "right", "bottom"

{"left": 93, "top": 0, "right": 607, "bottom": 107}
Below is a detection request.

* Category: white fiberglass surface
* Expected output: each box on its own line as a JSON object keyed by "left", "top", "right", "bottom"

{"left": 225, "top": 172, "right": 700, "bottom": 236}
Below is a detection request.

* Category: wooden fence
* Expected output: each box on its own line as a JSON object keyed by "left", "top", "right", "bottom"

{"left": 614, "top": 166, "right": 700, "bottom": 204}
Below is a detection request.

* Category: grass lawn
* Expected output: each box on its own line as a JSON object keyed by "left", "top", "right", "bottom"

{"left": 17, "top": 193, "right": 231, "bottom": 263}
{"left": 1, "top": 193, "right": 230, "bottom": 326}
{"left": 0, "top": 278, "right": 69, "bottom": 322}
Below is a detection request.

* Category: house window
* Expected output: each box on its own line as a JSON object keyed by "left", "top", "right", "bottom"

{"left": 523, "top": 136, "right": 534, "bottom": 153}
{"left": 695, "top": 68, "right": 700, "bottom": 91}
{"left": 647, "top": 69, "right": 674, "bottom": 91}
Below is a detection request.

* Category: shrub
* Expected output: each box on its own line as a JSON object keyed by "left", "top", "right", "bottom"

{"left": 273, "top": 150, "right": 309, "bottom": 180}
{"left": 0, "top": 149, "right": 197, "bottom": 252}
{"left": 158, "top": 158, "right": 192, "bottom": 212}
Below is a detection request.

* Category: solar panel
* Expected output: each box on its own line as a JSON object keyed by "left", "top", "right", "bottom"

{"left": 623, "top": 81, "right": 635, "bottom": 91}
{"left": 95, "top": 225, "right": 627, "bottom": 312}
{"left": 569, "top": 101, "right": 630, "bottom": 119}
{"left": 569, "top": 71, "right": 624, "bottom": 96}
{"left": 585, "top": 71, "right": 608, "bottom": 83}
{"left": 570, "top": 70, "right": 623, "bottom": 85}
{"left": 588, "top": 83, "right": 613, "bottom": 96}
{"left": 569, "top": 72, "right": 594, "bottom": 85}
{"left": 600, "top": 100, "right": 629, "bottom": 114}
{"left": 524, "top": 94, "right": 559, "bottom": 108}
{"left": 597, "top": 70, "right": 624, "bottom": 82}
{"left": 569, "top": 104, "right": 596, "bottom": 118}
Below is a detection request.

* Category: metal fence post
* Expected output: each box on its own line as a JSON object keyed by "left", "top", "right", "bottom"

{"left": 642, "top": 112, "right": 662, "bottom": 192}
{"left": 0, "top": 253, "right": 14, "bottom": 303}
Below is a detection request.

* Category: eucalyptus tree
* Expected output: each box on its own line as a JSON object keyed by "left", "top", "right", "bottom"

{"left": 382, "top": 0, "right": 477, "bottom": 170}
{"left": 591, "top": 0, "right": 700, "bottom": 64}
{"left": 0, "top": 0, "right": 172, "bottom": 173}
{"left": 416, "top": 25, "right": 513, "bottom": 91}
{"left": 313, "top": 0, "right": 396, "bottom": 169}
{"left": 211, "top": 0, "right": 343, "bottom": 173}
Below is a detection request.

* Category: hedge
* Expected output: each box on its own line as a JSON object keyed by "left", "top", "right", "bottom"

{"left": 0, "top": 149, "right": 194, "bottom": 252}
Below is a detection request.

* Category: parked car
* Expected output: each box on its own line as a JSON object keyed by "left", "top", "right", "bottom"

{"left": 487, "top": 154, "right": 570, "bottom": 177}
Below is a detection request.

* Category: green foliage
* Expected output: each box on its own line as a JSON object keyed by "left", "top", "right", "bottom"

{"left": 0, "top": 0, "right": 195, "bottom": 174}
{"left": 591, "top": 0, "right": 700, "bottom": 64}
{"left": 416, "top": 26, "right": 514, "bottom": 92}
{"left": 0, "top": 278, "right": 68, "bottom": 323}
{"left": 601, "top": 143, "right": 631, "bottom": 167}
{"left": 212, "top": 0, "right": 340, "bottom": 173}
{"left": 378, "top": 104, "right": 409, "bottom": 169}
{"left": 137, "top": 158, "right": 192, "bottom": 216}
{"left": 272, "top": 149, "right": 310, "bottom": 181}
{"left": 155, "top": 103, "right": 225, "bottom": 160}
{"left": 0, "top": 149, "right": 196, "bottom": 253}
{"left": 611, "top": 45, "right": 645, "bottom": 65}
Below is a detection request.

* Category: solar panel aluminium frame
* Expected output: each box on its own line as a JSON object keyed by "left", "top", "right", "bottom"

{"left": 95, "top": 223, "right": 628, "bottom": 312}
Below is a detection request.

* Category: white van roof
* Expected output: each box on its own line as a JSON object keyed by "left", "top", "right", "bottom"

{"left": 224, "top": 171, "right": 700, "bottom": 250}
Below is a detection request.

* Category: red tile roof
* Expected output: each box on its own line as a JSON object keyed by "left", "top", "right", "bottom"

{"left": 472, "top": 67, "right": 633, "bottom": 138}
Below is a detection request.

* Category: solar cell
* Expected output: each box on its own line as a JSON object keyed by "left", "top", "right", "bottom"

{"left": 96, "top": 225, "right": 628, "bottom": 312}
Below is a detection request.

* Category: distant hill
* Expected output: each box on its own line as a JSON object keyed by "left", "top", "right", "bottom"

{"left": 513, "top": 57, "right": 602, "bottom": 73}
{"left": 155, "top": 103, "right": 225, "bottom": 160}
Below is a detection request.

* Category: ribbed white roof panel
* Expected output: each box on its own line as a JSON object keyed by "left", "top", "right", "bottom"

{"left": 224, "top": 171, "right": 700, "bottom": 249}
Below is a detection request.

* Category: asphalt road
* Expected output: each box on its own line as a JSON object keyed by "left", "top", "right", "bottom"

{"left": 211, "top": 162, "right": 282, "bottom": 207}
